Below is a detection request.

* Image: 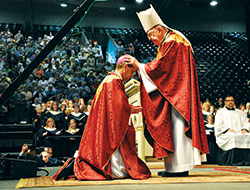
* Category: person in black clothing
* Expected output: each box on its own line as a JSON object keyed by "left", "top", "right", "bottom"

{"left": 64, "top": 119, "right": 82, "bottom": 157}
{"left": 44, "top": 101, "right": 65, "bottom": 130}
{"left": 32, "top": 107, "right": 44, "bottom": 133}
{"left": 67, "top": 104, "right": 87, "bottom": 133}
{"left": 215, "top": 97, "right": 224, "bottom": 110}
{"left": 18, "top": 144, "right": 45, "bottom": 167}
{"left": 40, "top": 147, "right": 65, "bottom": 166}
{"left": 37, "top": 118, "right": 62, "bottom": 156}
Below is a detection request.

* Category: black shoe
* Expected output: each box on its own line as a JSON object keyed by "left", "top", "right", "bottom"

{"left": 157, "top": 171, "right": 189, "bottom": 177}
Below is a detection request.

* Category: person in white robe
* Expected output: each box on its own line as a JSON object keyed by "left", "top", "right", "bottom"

{"left": 214, "top": 95, "right": 250, "bottom": 151}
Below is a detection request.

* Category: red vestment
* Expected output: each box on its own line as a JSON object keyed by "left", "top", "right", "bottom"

{"left": 53, "top": 72, "right": 151, "bottom": 180}
{"left": 141, "top": 31, "right": 209, "bottom": 158}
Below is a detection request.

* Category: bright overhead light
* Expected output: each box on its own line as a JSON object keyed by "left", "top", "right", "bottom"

{"left": 120, "top": 7, "right": 126, "bottom": 11}
{"left": 60, "top": 3, "right": 67, "bottom": 7}
{"left": 136, "top": 0, "right": 143, "bottom": 3}
{"left": 210, "top": 1, "right": 218, "bottom": 6}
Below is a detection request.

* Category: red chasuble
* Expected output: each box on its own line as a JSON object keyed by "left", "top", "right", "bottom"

{"left": 141, "top": 31, "right": 209, "bottom": 158}
{"left": 54, "top": 72, "right": 150, "bottom": 180}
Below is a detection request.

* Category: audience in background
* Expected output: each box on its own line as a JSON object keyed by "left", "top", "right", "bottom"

{"left": 0, "top": 28, "right": 115, "bottom": 124}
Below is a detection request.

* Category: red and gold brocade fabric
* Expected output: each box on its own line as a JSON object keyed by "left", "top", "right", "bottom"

{"left": 56, "top": 72, "right": 150, "bottom": 180}
{"left": 141, "top": 31, "right": 209, "bottom": 158}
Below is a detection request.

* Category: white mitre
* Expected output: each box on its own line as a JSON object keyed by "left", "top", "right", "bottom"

{"left": 137, "top": 4, "right": 193, "bottom": 50}
{"left": 136, "top": 4, "right": 169, "bottom": 33}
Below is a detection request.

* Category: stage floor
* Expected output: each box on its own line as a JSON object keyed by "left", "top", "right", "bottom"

{"left": 2, "top": 164, "right": 250, "bottom": 190}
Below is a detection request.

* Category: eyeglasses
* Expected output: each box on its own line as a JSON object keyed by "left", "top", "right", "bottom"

{"left": 225, "top": 100, "right": 234, "bottom": 102}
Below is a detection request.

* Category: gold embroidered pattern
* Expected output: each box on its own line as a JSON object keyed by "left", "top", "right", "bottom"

{"left": 156, "top": 32, "right": 193, "bottom": 61}
{"left": 94, "top": 74, "right": 121, "bottom": 108}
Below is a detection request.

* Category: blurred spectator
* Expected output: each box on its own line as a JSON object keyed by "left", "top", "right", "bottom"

{"left": 86, "top": 54, "right": 96, "bottom": 68}
{"left": 244, "top": 103, "right": 250, "bottom": 120}
{"left": 104, "top": 61, "right": 113, "bottom": 71}
{"left": 84, "top": 101, "right": 92, "bottom": 116}
{"left": 38, "top": 76, "right": 48, "bottom": 90}
{"left": 205, "top": 115, "right": 215, "bottom": 135}
{"left": 209, "top": 105, "right": 216, "bottom": 116}
{"left": 128, "top": 42, "right": 135, "bottom": 56}
{"left": 48, "top": 72, "right": 57, "bottom": 85}
{"left": 116, "top": 41, "right": 125, "bottom": 59}
{"left": 31, "top": 97, "right": 41, "bottom": 110}
{"left": 133, "top": 38, "right": 141, "bottom": 59}
{"left": 45, "top": 84, "right": 56, "bottom": 101}
{"left": 215, "top": 97, "right": 224, "bottom": 110}
{"left": 74, "top": 71, "right": 84, "bottom": 86}
{"left": 95, "top": 57, "right": 105, "bottom": 73}
{"left": 55, "top": 74, "right": 67, "bottom": 89}
{"left": 202, "top": 102, "right": 211, "bottom": 123}
{"left": 64, "top": 119, "right": 82, "bottom": 157}
{"left": 239, "top": 103, "right": 246, "bottom": 112}
{"left": 32, "top": 85, "right": 46, "bottom": 104}
{"left": 64, "top": 69, "right": 74, "bottom": 82}
{"left": 45, "top": 101, "right": 65, "bottom": 130}
{"left": 92, "top": 43, "right": 99, "bottom": 54}
{"left": 32, "top": 107, "right": 43, "bottom": 133}
{"left": 67, "top": 104, "right": 87, "bottom": 133}
{"left": 18, "top": 144, "right": 45, "bottom": 167}
{"left": 34, "top": 65, "right": 44, "bottom": 78}
{"left": 40, "top": 147, "right": 64, "bottom": 166}
{"left": 81, "top": 63, "right": 91, "bottom": 74}
{"left": 37, "top": 118, "right": 62, "bottom": 156}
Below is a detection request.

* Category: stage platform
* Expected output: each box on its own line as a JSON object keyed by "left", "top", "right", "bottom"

{"left": 1, "top": 163, "right": 250, "bottom": 190}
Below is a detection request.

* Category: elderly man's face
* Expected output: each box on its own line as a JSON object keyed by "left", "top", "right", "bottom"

{"left": 147, "top": 26, "right": 164, "bottom": 46}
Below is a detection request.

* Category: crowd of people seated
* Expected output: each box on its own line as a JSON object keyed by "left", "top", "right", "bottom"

{"left": 34, "top": 99, "right": 89, "bottom": 157}
{"left": 0, "top": 28, "right": 113, "bottom": 159}
{"left": 0, "top": 28, "right": 115, "bottom": 123}
{"left": 16, "top": 98, "right": 90, "bottom": 161}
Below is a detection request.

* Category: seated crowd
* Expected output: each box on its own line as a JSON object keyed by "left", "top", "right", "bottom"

{"left": 34, "top": 99, "right": 89, "bottom": 157}
{"left": 0, "top": 29, "right": 114, "bottom": 124}
{"left": 16, "top": 97, "right": 90, "bottom": 165}
{"left": 0, "top": 28, "right": 113, "bottom": 162}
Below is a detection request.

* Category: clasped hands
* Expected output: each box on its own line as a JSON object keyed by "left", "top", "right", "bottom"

{"left": 228, "top": 129, "right": 249, "bottom": 134}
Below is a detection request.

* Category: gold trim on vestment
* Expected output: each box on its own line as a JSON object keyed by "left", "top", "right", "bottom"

{"left": 94, "top": 74, "right": 121, "bottom": 108}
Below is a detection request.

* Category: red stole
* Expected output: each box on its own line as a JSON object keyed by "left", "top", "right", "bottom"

{"left": 141, "top": 31, "right": 209, "bottom": 158}
{"left": 53, "top": 72, "right": 150, "bottom": 180}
